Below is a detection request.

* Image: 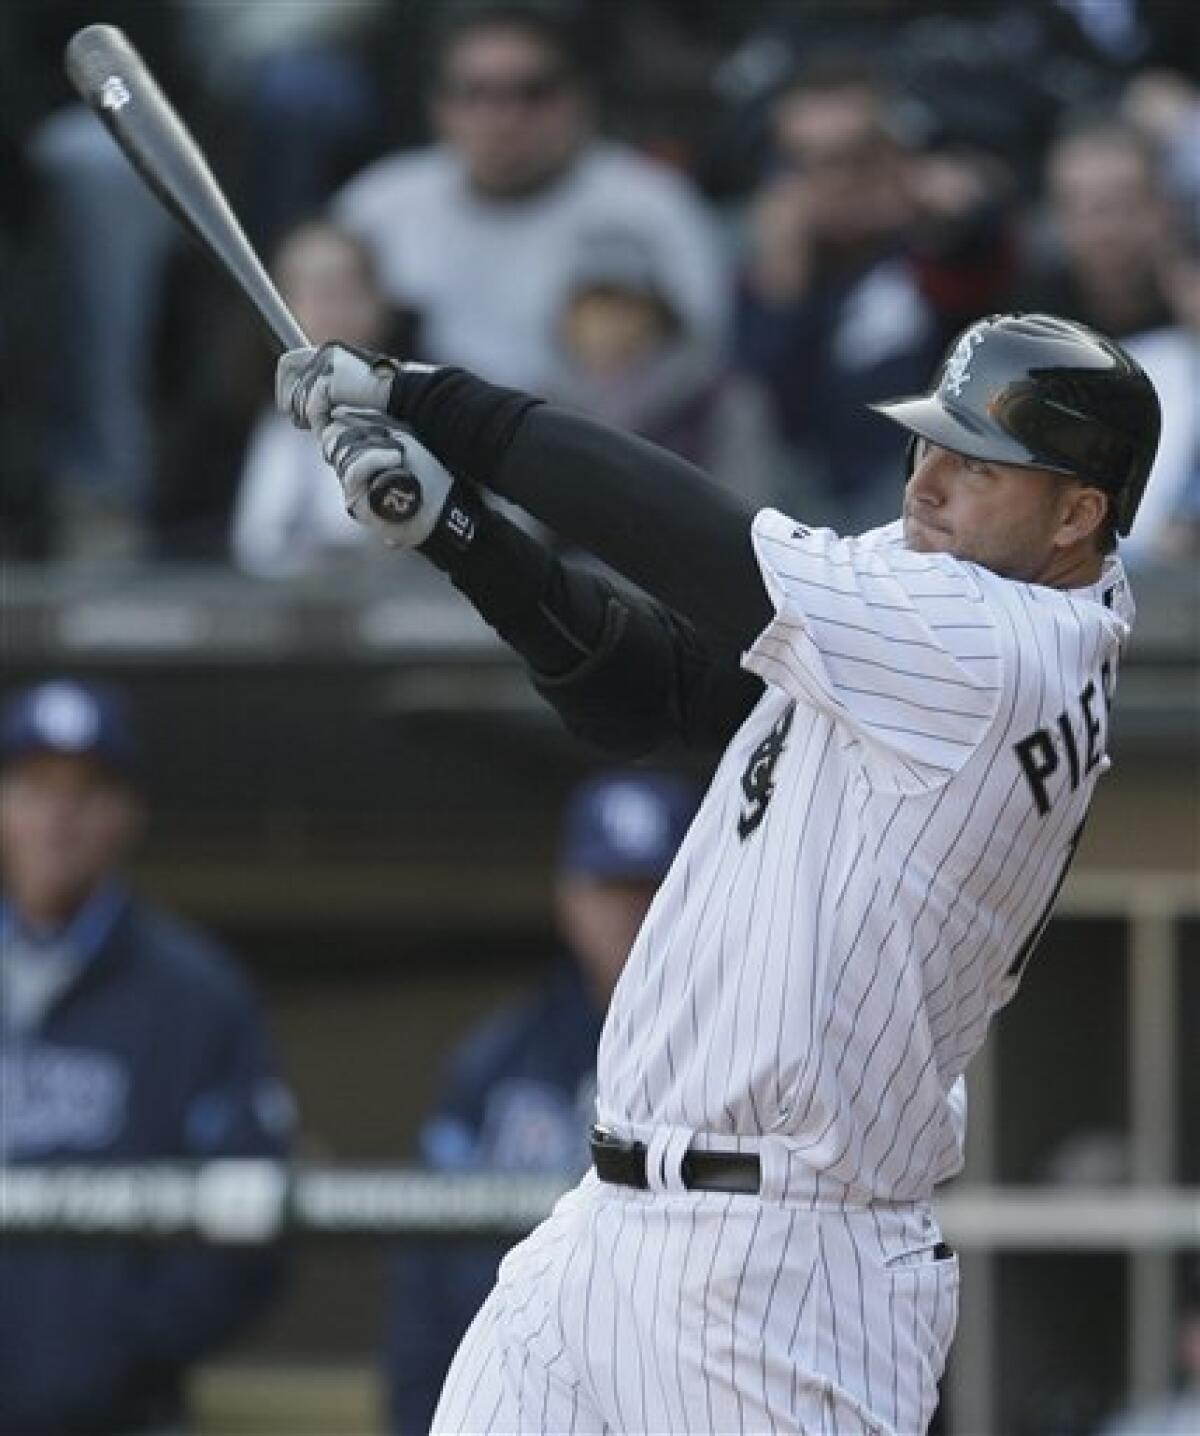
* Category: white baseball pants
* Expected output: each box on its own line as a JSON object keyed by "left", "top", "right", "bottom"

{"left": 431, "top": 1172, "right": 958, "bottom": 1435}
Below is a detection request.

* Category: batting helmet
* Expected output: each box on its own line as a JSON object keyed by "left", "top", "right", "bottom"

{"left": 871, "top": 313, "right": 1162, "bottom": 535}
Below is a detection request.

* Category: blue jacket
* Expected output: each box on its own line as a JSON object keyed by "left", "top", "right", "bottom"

{"left": 384, "top": 958, "right": 603, "bottom": 1435}
{"left": 0, "top": 890, "right": 292, "bottom": 1435}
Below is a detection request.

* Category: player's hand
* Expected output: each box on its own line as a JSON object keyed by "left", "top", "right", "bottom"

{"left": 320, "top": 406, "right": 452, "bottom": 548}
{"left": 277, "top": 342, "right": 438, "bottom": 433}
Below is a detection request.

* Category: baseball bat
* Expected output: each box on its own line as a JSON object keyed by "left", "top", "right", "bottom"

{"left": 63, "top": 23, "right": 417, "bottom": 524}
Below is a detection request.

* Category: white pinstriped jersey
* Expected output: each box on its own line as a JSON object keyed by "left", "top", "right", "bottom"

{"left": 595, "top": 511, "right": 1135, "bottom": 1203}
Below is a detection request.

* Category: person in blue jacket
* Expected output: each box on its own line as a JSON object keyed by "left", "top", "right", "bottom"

{"left": 0, "top": 678, "right": 294, "bottom": 1436}
{"left": 385, "top": 768, "right": 697, "bottom": 1435}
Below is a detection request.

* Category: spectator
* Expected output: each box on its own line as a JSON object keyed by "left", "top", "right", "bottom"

{"left": 547, "top": 226, "right": 780, "bottom": 504}
{"left": 5, "top": 4, "right": 198, "bottom": 560}
{"left": 1121, "top": 68, "right": 1200, "bottom": 227}
{"left": 231, "top": 216, "right": 418, "bottom": 577}
{"left": 149, "top": 259, "right": 275, "bottom": 562}
{"left": 0, "top": 126, "right": 52, "bottom": 559}
{"left": 1095, "top": 1265, "right": 1200, "bottom": 1436}
{"left": 708, "top": 3, "right": 1119, "bottom": 206}
{"left": 333, "top": 0, "right": 729, "bottom": 390}
{"left": 1019, "top": 113, "right": 1175, "bottom": 339}
{"left": 173, "top": 0, "right": 389, "bottom": 250}
{"left": 0, "top": 679, "right": 293, "bottom": 1436}
{"left": 384, "top": 768, "right": 697, "bottom": 1436}
{"left": 151, "top": 212, "right": 418, "bottom": 564}
{"left": 735, "top": 52, "right": 1017, "bottom": 533}
{"left": 1123, "top": 215, "right": 1200, "bottom": 564}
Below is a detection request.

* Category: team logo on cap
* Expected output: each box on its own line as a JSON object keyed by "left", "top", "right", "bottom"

{"left": 30, "top": 683, "right": 101, "bottom": 752}
{"left": 599, "top": 785, "right": 669, "bottom": 858}
{"left": 942, "top": 326, "right": 986, "bottom": 398}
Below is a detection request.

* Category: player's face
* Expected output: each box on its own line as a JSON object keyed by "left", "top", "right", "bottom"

{"left": 0, "top": 753, "right": 141, "bottom": 926}
{"left": 903, "top": 442, "right": 1095, "bottom": 582}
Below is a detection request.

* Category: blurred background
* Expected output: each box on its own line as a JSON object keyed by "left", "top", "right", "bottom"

{"left": 0, "top": 1, "right": 1196, "bottom": 1433}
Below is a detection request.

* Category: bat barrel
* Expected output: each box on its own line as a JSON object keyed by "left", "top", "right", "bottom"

{"left": 64, "top": 24, "right": 417, "bottom": 526}
{"left": 64, "top": 24, "right": 307, "bottom": 353}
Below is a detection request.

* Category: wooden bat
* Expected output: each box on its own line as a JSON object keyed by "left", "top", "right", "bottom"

{"left": 64, "top": 23, "right": 416, "bottom": 524}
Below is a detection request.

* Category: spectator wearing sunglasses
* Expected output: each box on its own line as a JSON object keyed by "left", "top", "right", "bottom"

{"left": 331, "top": 1, "right": 729, "bottom": 391}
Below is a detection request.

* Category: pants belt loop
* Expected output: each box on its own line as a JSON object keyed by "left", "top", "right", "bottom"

{"left": 756, "top": 1138, "right": 789, "bottom": 1204}
{"left": 646, "top": 1128, "right": 693, "bottom": 1194}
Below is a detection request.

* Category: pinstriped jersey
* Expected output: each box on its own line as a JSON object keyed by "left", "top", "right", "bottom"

{"left": 595, "top": 511, "right": 1135, "bottom": 1202}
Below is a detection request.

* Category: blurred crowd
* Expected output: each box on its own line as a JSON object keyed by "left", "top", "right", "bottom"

{"left": 2, "top": 0, "right": 1198, "bottom": 573}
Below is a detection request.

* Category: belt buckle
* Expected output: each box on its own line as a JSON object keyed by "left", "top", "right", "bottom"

{"left": 590, "top": 1126, "right": 651, "bottom": 1189}
{"left": 590, "top": 1125, "right": 644, "bottom": 1156}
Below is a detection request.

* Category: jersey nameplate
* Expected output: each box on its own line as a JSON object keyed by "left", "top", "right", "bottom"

{"left": 1014, "top": 662, "right": 1114, "bottom": 816}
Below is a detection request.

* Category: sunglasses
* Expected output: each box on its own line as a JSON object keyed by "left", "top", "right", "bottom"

{"left": 441, "top": 69, "right": 570, "bottom": 109}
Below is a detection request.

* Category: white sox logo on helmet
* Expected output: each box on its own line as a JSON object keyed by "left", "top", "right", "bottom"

{"left": 942, "top": 325, "right": 987, "bottom": 397}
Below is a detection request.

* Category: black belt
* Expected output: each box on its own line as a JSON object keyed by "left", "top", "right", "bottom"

{"left": 590, "top": 1126, "right": 760, "bottom": 1195}
{"left": 589, "top": 1128, "right": 955, "bottom": 1259}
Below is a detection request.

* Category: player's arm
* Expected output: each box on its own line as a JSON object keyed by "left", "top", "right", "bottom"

{"left": 277, "top": 348, "right": 774, "bottom": 655}
{"left": 313, "top": 408, "right": 760, "bottom": 755}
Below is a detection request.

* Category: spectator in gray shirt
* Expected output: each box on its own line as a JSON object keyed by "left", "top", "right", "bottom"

{"left": 333, "top": 1, "right": 729, "bottom": 390}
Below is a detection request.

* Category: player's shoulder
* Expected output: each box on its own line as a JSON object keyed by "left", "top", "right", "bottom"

{"left": 757, "top": 510, "right": 990, "bottom": 598}
{"left": 122, "top": 899, "right": 258, "bottom": 1016}
{"left": 969, "top": 552, "right": 1134, "bottom": 631}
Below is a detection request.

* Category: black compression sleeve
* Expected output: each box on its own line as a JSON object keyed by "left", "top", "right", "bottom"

{"left": 419, "top": 482, "right": 759, "bottom": 754}
{"left": 420, "top": 480, "right": 603, "bottom": 678}
{"left": 390, "top": 368, "right": 773, "bottom": 653}
{"left": 495, "top": 409, "right": 772, "bottom": 653}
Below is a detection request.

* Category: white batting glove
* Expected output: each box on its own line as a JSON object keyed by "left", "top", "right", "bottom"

{"left": 277, "top": 342, "right": 437, "bottom": 433}
{"left": 321, "top": 406, "right": 453, "bottom": 548}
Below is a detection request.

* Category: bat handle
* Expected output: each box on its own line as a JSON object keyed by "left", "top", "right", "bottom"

{"left": 278, "top": 322, "right": 419, "bottom": 527}
{"left": 367, "top": 466, "right": 425, "bottom": 527}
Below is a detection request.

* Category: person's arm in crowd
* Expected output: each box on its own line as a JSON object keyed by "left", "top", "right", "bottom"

{"left": 230, "top": 415, "right": 306, "bottom": 576}
{"left": 732, "top": 173, "right": 829, "bottom": 445}
{"left": 733, "top": 277, "right": 829, "bottom": 446}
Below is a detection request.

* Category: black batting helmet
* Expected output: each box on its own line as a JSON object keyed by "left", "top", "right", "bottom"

{"left": 871, "top": 313, "right": 1161, "bottom": 535}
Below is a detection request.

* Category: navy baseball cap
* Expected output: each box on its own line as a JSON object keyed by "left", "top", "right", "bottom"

{"left": 0, "top": 680, "right": 141, "bottom": 779}
{"left": 559, "top": 771, "right": 697, "bottom": 882}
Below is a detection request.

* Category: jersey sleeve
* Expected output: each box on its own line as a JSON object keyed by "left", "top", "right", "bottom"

{"left": 745, "top": 510, "right": 1002, "bottom": 790}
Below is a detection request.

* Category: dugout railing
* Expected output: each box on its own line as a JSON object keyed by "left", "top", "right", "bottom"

{"left": 2, "top": 1166, "right": 1197, "bottom": 1435}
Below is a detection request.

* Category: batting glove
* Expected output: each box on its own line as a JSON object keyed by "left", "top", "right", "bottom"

{"left": 277, "top": 342, "right": 438, "bottom": 433}
{"left": 321, "top": 406, "right": 452, "bottom": 548}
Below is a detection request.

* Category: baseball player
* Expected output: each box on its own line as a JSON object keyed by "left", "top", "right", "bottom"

{"left": 277, "top": 313, "right": 1160, "bottom": 1434}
